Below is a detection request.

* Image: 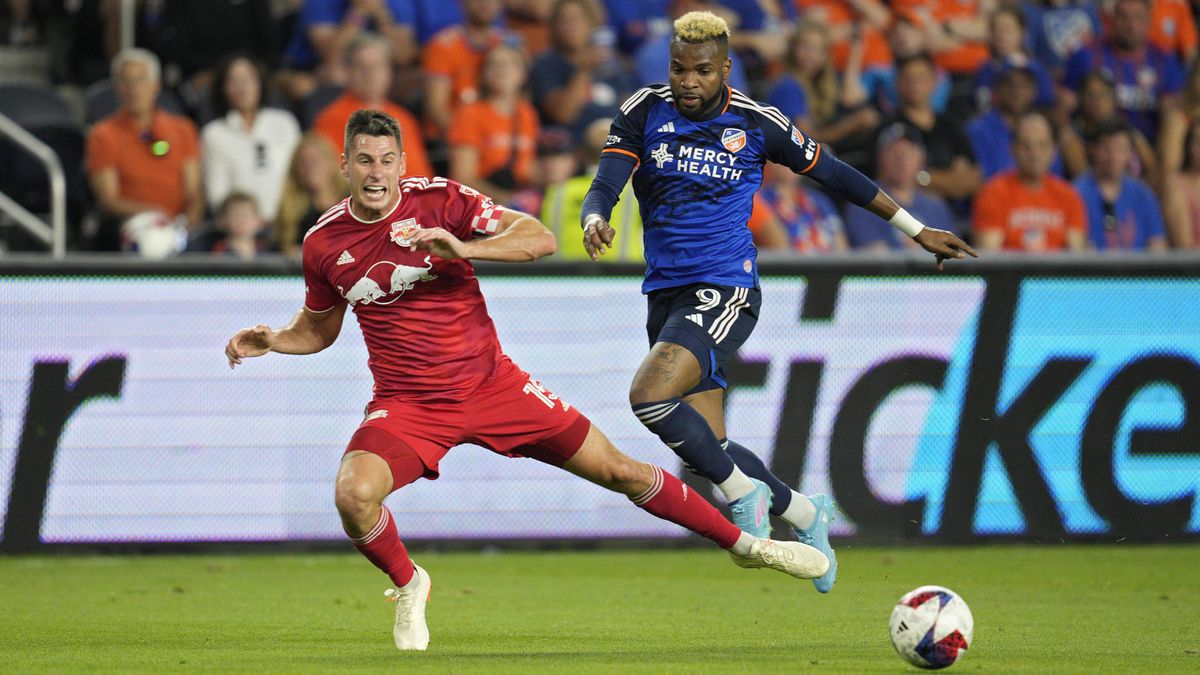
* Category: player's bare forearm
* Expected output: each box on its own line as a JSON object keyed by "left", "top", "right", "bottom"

{"left": 464, "top": 213, "right": 557, "bottom": 262}
{"left": 270, "top": 306, "right": 346, "bottom": 354}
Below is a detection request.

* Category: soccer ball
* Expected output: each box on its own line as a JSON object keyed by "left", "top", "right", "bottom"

{"left": 889, "top": 585, "right": 974, "bottom": 669}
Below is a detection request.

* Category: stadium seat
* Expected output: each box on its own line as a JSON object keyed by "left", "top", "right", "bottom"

{"left": 0, "top": 82, "right": 77, "bottom": 130}
{"left": 83, "top": 79, "right": 186, "bottom": 126}
{"left": 0, "top": 83, "right": 90, "bottom": 249}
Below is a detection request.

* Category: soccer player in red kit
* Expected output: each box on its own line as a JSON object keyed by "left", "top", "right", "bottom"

{"left": 224, "top": 109, "right": 830, "bottom": 652}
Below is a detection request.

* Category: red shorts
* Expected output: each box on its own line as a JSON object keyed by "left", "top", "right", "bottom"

{"left": 343, "top": 356, "right": 591, "bottom": 486}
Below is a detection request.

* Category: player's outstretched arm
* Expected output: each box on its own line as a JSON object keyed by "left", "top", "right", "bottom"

{"left": 225, "top": 304, "right": 348, "bottom": 368}
{"left": 410, "top": 209, "right": 557, "bottom": 263}
{"left": 862, "top": 189, "right": 978, "bottom": 271}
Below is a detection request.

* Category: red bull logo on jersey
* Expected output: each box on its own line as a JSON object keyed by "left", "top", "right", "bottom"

{"left": 337, "top": 256, "right": 438, "bottom": 305}
{"left": 389, "top": 219, "right": 421, "bottom": 247}
{"left": 721, "top": 128, "right": 746, "bottom": 153}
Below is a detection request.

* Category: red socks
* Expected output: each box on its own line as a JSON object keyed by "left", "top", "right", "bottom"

{"left": 350, "top": 506, "right": 415, "bottom": 588}
{"left": 631, "top": 465, "right": 741, "bottom": 549}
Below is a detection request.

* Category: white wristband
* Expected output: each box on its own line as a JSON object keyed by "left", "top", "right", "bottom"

{"left": 889, "top": 208, "right": 925, "bottom": 238}
{"left": 582, "top": 213, "right": 603, "bottom": 231}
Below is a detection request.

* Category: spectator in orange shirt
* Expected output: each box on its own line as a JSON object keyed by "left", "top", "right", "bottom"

{"left": 792, "top": 0, "right": 893, "bottom": 73}
{"left": 313, "top": 34, "right": 433, "bottom": 179}
{"left": 448, "top": 44, "right": 539, "bottom": 205}
{"left": 85, "top": 48, "right": 203, "bottom": 252}
{"left": 422, "top": 0, "right": 514, "bottom": 138}
{"left": 973, "top": 112, "right": 1088, "bottom": 252}
{"left": 1103, "top": 0, "right": 1197, "bottom": 62}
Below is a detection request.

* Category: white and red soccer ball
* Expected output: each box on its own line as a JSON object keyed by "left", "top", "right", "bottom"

{"left": 889, "top": 585, "right": 974, "bottom": 669}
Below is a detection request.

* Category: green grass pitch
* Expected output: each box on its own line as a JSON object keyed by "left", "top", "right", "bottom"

{"left": 2, "top": 545, "right": 1197, "bottom": 672}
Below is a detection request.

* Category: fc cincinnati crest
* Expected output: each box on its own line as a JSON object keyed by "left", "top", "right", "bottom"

{"left": 721, "top": 128, "right": 747, "bottom": 153}
{"left": 791, "top": 127, "right": 805, "bottom": 146}
{"left": 390, "top": 218, "right": 420, "bottom": 247}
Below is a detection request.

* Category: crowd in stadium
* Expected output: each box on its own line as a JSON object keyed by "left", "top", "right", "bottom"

{"left": 2, "top": 0, "right": 1199, "bottom": 257}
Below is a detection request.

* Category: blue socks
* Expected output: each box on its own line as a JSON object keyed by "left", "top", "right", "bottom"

{"left": 632, "top": 398, "right": 735, "bottom": 484}
{"left": 723, "top": 438, "right": 793, "bottom": 516}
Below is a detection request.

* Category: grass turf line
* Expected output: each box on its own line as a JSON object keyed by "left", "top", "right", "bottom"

{"left": 1, "top": 545, "right": 1197, "bottom": 672}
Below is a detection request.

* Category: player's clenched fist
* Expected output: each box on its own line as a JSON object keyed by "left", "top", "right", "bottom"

{"left": 225, "top": 324, "right": 275, "bottom": 368}
{"left": 409, "top": 227, "right": 469, "bottom": 260}
{"left": 582, "top": 214, "right": 615, "bottom": 261}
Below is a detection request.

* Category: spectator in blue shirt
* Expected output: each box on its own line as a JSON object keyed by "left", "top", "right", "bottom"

{"left": 968, "top": 61, "right": 1063, "bottom": 179}
{"left": 974, "top": 7, "right": 1055, "bottom": 111}
{"left": 1062, "top": 0, "right": 1185, "bottom": 143}
{"left": 1020, "top": 0, "right": 1101, "bottom": 75}
{"left": 845, "top": 122, "right": 961, "bottom": 250}
{"left": 1073, "top": 119, "right": 1168, "bottom": 250}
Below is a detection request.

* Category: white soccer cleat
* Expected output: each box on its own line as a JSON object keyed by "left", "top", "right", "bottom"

{"left": 384, "top": 563, "right": 431, "bottom": 651}
{"left": 729, "top": 538, "right": 830, "bottom": 580}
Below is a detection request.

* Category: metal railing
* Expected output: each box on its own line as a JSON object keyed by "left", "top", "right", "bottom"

{"left": 0, "top": 112, "right": 66, "bottom": 258}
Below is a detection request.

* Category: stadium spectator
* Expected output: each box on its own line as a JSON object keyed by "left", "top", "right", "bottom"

{"left": 891, "top": 0, "right": 994, "bottom": 118}
{"left": 1073, "top": 118, "right": 1169, "bottom": 250}
{"left": 581, "top": 11, "right": 974, "bottom": 597}
{"left": 1063, "top": 0, "right": 1185, "bottom": 144}
{"left": 86, "top": 48, "right": 203, "bottom": 252}
{"left": 973, "top": 113, "right": 1087, "bottom": 252}
{"left": 1059, "top": 72, "right": 1159, "bottom": 182}
{"left": 968, "top": 61, "right": 1062, "bottom": 180}
{"left": 602, "top": 0, "right": 671, "bottom": 54}
{"left": 225, "top": 108, "right": 829, "bottom": 652}
{"left": 206, "top": 192, "right": 274, "bottom": 259}
{"left": 768, "top": 20, "right": 877, "bottom": 167}
{"left": 313, "top": 34, "right": 433, "bottom": 179}
{"left": 541, "top": 118, "right": 643, "bottom": 261}
{"left": 844, "top": 122, "right": 959, "bottom": 250}
{"left": 973, "top": 6, "right": 1056, "bottom": 111}
{"left": 202, "top": 55, "right": 301, "bottom": 223}
{"left": 792, "top": 0, "right": 893, "bottom": 74}
{"left": 1163, "top": 117, "right": 1200, "bottom": 247}
{"left": 860, "top": 11, "right": 952, "bottom": 118}
{"left": 505, "top": 0, "right": 554, "bottom": 55}
{"left": 1102, "top": 0, "right": 1197, "bottom": 62}
{"left": 448, "top": 44, "right": 539, "bottom": 205}
{"left": 757, "top": 164, "right": 849, "bottom": 252}
{"left": 279, "top": 0, "right": 418, "bottom": 99}
{"left": 531, "top": 0, "right": 636, "bottom": 141}
{"left": 507, "top": 126, "right": 578, "bottom": 216}
{"left": 1020, "top": 0, "right": 1101, "bottom": 75}
{"left": 421, "top": 0, "right": 513, "bottom": 139}
{"left": 4, "top": 0, "right": 38, "bottom": 45}
{"left": 634, "top": 0, "right": 752, "bottom": 91}
{"left": 873, "top": 53, "right": 980, "bottom": 201}
{"left": 1157, "top": 55, "right": 1200, "bottom": 174}
{"left": 274, "top": 133, "right": 349, "bottom": 257}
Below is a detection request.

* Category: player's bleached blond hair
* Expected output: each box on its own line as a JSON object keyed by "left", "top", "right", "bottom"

{"left": 672, "top": 11, "right": 730, "bottom": 47}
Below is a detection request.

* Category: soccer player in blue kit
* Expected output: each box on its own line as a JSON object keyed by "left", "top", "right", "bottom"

{"left": 581, "top": 11, "right": 976, "bottom": 594}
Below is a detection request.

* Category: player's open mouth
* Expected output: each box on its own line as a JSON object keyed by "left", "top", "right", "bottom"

{"left": 364, "top": 186, "right": 387, "bottom": 197}
{"left": 680, "top": 95, "right": 700, "bottom": 105}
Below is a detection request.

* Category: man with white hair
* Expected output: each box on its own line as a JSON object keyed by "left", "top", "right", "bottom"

{"left": 85, "top": 48, "right": 203, "bottom": 252}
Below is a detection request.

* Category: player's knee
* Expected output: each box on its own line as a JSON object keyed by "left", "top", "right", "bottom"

{"left": 333, "top": 479, "right": 380, "bottom": 524}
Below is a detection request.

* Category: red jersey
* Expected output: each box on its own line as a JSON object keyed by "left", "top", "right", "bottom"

{"left": 302, "top": 177, "right": 508, "bottom": 402}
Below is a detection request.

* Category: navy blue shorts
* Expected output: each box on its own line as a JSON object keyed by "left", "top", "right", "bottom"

{"left": 646, "top": 283, "right": 761, "bottom": 395}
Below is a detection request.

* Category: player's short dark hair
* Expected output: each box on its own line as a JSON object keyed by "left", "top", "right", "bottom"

{"left": 1084, "top": 117, "right": 1134, "bottom": 145}
{"left": 344, "top": 109, "right": 404, "bottom": 155}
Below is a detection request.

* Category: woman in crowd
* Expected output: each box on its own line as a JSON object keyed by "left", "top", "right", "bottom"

{"left": 201, "top": 54, "right": 301, "bottom": 223}
{"left": 448, "top": 43, "right": 540, "bottom": 206}
{"left": 1164, "top": 119, "right": 1200, "bottom": 248}
{"left": 273, "top": 132, "right": 348, "bottom": 257}
{"left": 1059, "top": 72, "right": 1158, "bottom": 185}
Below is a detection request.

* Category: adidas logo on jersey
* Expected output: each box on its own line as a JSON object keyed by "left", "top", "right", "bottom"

{"left": 336, "top": 250, "right": 355, "bottom": 265}
{"left": 686, "top": 313, "right": 703, "bottom": 326}
{"left": 657, "top": 121, "right": 675, "bottom": 133}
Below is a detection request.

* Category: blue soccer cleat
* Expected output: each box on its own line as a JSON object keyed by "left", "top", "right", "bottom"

{"left": 729, "top": 478, "right": 772, "bottom": 538}
{"left": 795, "top": 494, "right": 838, "bottom": 593}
